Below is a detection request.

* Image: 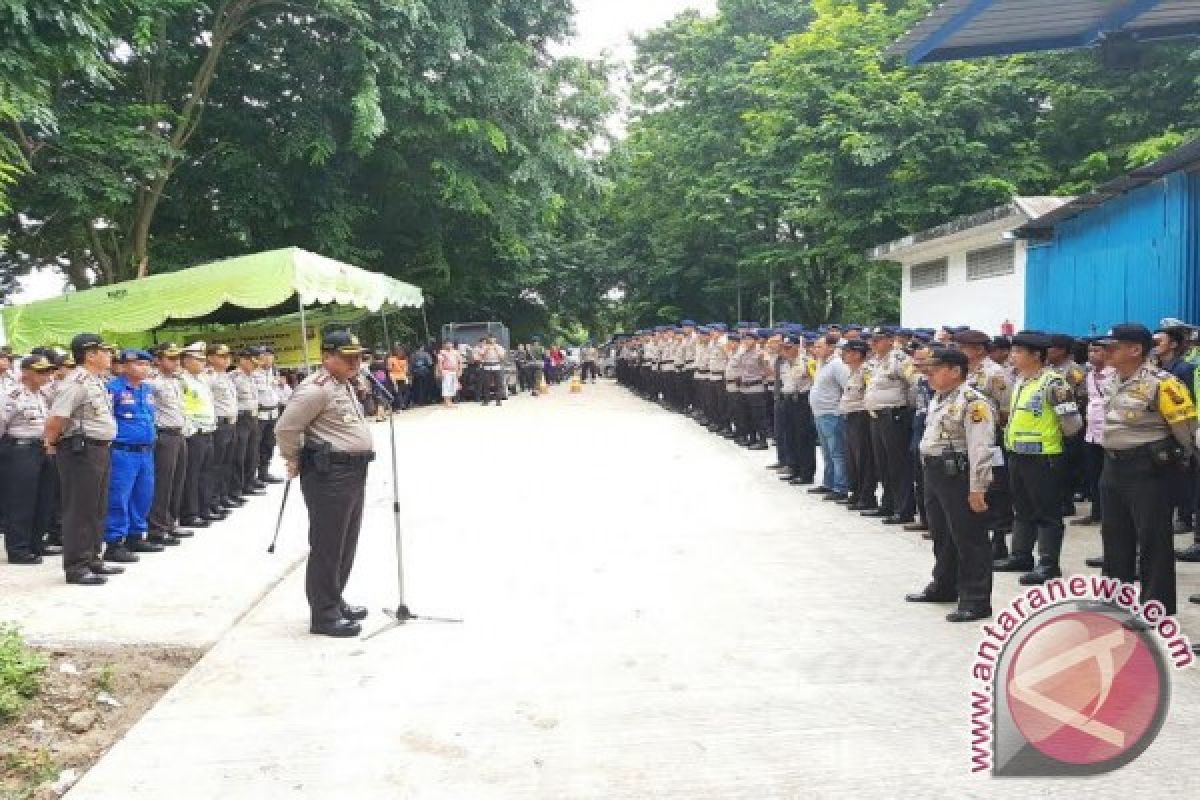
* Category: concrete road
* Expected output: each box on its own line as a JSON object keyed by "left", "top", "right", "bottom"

{"left": 67, "top": 382, "right": 1200, "bottom": 798}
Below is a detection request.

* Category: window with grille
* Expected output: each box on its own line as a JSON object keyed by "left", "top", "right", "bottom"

{"left": 966, "top": 243, "right": 1015, "bottom": 281}
{"left": 910, "top": 258, "right": 948, "bottom": 291}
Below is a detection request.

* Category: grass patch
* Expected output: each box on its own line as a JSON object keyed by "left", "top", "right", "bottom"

{"left": 0, "top": 626, "right": 46, "bottom": 723}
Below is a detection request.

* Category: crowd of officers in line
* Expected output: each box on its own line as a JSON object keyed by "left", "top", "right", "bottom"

{"left": 617, "top": 320, "right": 1200, "bottom": 654}
{"left": 0, "top": 335, "right": 293, "bottom": 585}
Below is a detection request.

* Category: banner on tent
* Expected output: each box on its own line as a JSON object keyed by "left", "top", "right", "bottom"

{"left": 166, "top": 321, "right": 321, "bottom": 369}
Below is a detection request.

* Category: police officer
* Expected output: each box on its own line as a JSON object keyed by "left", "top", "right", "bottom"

{"left": 178, "top": 342, "right": 218, "bottom": 528}
{"left": 146, "top": 343, "right": 189, "bottom": 547}
{"left": 717, "top": 333, "right": 741, "bottom": 437}
{"left": 1048, "top": 333, "right": 1088, "bottom": 516}
{"left": 1097, "top": 324, "right": 1196, "bottom": 617}
{"left": 478, "top": 335, "right": 506, "bottom": 405}
{"left": 735, "top": 330, "right": 771, "bottom": 450}
{"left": 44, "top": 334, "right": 121, "bottom": 585}
{"left": 231, "top": 347, "right": 265, "bottom": 497}
{"left": 255, "top": 346, "right": 284, "bottom": 484}
{"left": 839, "top": 339, "right": 877, "bottom": 511}
{"left": 205, "top": 343, "right": 242, "bottom": 514}
{"left": 905, "top": 348, "right": 996, "bottom": 622}
{"left": 0, "top": 347, "right": 16, "bottom": 396}
{"left": 102, "top": 349, "right": 160, "bottom": 563}
{"left": 1, "top": 354, "right": 57, "bottom": 564}
{"left": 276, "top": 331, "right": 376, "bottom": 638}
{"left": 993, "top": 332, "right": 1083, "bottom": 585}
{"left": 863, "top": 327, "right": 916, "bottom": 524}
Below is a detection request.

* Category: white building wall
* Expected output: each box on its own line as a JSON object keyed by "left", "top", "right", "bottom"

{"left": 898, "top": 230, "right": 1026, "bottom": 335}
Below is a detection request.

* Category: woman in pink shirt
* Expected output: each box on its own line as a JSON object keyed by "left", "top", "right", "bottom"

{"left": 437, "top": 341, "right": 463, "bottom": 407}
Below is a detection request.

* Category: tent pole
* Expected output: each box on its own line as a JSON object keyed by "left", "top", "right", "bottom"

{"left": 381, "top": 309, "right": 392, "bottom": 350}
{"left": 421, "top": 304, "right": 432, "bottom": 345}
{"left": 298, "top": 298, "right": 312, "bottom": 372}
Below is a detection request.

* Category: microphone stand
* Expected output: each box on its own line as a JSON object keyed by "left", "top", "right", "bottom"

{"left": 360, "top": 370, "right": 462, "bottom": 640}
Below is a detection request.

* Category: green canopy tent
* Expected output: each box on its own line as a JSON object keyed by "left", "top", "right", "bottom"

{"left": 0, "top": 248, "right": 424, "bottom": 366}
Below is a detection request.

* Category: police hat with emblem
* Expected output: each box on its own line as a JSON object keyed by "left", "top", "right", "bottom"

{"left": 117, "top": 348, "right": 154, "bottom": 364}
{"left": 1096, "top": 323, "right": 1154, "bottom": 351}
{"left": 236, "top": 346, "right": 258, "bottom": 359}
{"left": 70, "top": 332, "right": 116, "bottom": 357}
{"left": 1048, "top": 333, "right": 1076, "bottom": 351}
{"left": 156, "top": 342, "right": 183, "bottom": 358}
{"left": 322, "top": 330, "right": 366, "bottom": 355}
{"left": 953, "top": 329, "right": 991, "bottom": 347}
{"left": 680, "top": 319, "right": 696, "bottom": 327}
{"left": 180, "top": 341, "right": 207, "bottom": 360}
{"left": 20, "top": 354, "right": 55, "bottom": 372}
{"left": 55, "top": 348, "right": 76, "bottom": 368}
{"left": 927, "top": 347, "right": 969, "bottom": 370}
{"left": 989, "top": 335, "right": 1013, "bottom": 350}
{"left": 842, "top": 339, "right": 869, "bottom": 354}
{"left": 207, "top": 343, "right": 232, "bottom": 357}
{"left": 869, "top": 325, "right": 895, "bottom": 339}
{"left": 1011, "top": 330, "right": 1051, "bottom": 352}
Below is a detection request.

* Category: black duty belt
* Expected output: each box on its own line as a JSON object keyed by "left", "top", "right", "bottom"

{"left": 218, "top": 417, "right": 237, "bottom": 426}
{"left": 1105, "top": 441, "right": 1169, "bottom": 462}
{"left": 157, "top": 427, "right": 183, "bottom": 435}
{"left": 302, "top": 449, "right": 376, "bottom": 465}
{"left": 740, "top": 379, "right": 763, "bottom": 387}
{"left": 79, "top": 437, "right": 111, "bottom": 449}
{"left": 112, "top": 442, "right": 154, "bottom": 453}
{"left": 697, "top": 370, "right": 710, "bottom": 376}
{"left": 237, "top": 410, "right": 256, "bottom": 419}
{"left": 0, "top": 436, "right": 43, "bottom": 447}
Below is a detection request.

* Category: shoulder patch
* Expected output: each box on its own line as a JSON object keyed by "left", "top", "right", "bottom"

{"left": 968, "top": 399, "right": 992, "bottom": 425}
{"left": 1158, "top": 376, "right": 1196, "bottom": 424}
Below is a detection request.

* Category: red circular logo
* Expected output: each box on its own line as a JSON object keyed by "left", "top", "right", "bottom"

{"left": 1005, "top": 612, "right": 1164, "bottom": 766}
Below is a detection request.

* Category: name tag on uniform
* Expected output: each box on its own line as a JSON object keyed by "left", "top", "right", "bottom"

{"left": 990, "top": 446, "right": 1006, "bottom": 466}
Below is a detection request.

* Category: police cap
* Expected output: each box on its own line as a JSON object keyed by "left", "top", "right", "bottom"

{"left": 156, "top": 342, "right": 183, "bottom": 358}
{"left": 953, "top": 329, "right": 991, "bottom": 347}
{"left": 20, "top": 354, "right": 55, "bottom": 372}
{"left": 1048, "top": 333, "right": 1075, "bottom": 351}
{"left": 842, "top": 339, "right": 869, "bottom": 354}
{"left": 70, "top": 333, "right": 115, "bottom": 354}
{"left": 1096, "top": 323, "right": 1154, "bottom": 351}
{"left": 322, "top": 330, "right": 366, "bottom": 355}
{"left": 117, "top": 348, "right": 154, "bottom": 364}
{"left": 207, "top": 343, "right": 232, "bottom": 357}
{"left": 927, "top": 348, "right": 969, "bottom": 370}
{"left": 1011, "top": 330, "right": 1051, "bottom": 352}
{"left": 869, "top": 326, "right": 895, "bottom": 339}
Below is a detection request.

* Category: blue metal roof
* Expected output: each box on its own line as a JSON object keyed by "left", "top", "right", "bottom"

{"left": 888, "top": 0, "right": 1200, "bottom": 65}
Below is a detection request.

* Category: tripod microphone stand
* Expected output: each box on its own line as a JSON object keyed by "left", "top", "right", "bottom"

{"left": 361, "top": 370, "right": 462, "bottom": 640}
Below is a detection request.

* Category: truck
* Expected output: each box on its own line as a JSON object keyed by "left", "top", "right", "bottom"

{"left": 441, "top": 321, "right": 511, "bottom": 349}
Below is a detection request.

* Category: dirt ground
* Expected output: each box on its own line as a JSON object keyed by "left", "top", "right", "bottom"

{"left": 1, "top": 645, "right": 199, "bottom": 800}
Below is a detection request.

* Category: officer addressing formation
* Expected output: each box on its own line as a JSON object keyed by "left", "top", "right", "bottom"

{"left": 616, "top": 319, "right": 1200, "bottom": 653}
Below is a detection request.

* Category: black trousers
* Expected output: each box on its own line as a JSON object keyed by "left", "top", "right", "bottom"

{"left": 1, "top": 443, "right": 55, "bottom": 558}
{"left": 845, "top": 411, "right": 877, "bottom": 505}
{"left": 1100, "top": 450, "right": 1177, "bottom": 615}
{"left": 870, "top": 407, "right": 915, "bottom": 518}
{"left": 581, "top": 361, "right": 599, "bottom": 381}
{"left": 301, "top": 460, "right": 368, "bottom": 624}
{"left": 257, "top": 417, "right": 277, "bottom": 477}
{"left": 923, "top": 458, "right": 993, "bottom": 613}
{"left": 149, "top": 431, "right": 187, "bottom": 534}
{"left": 1008, "top": 453, "right": 1066, "bottom": 568}
{"left": 792, "top": 393, "right": 817, "bottom": 481}
{"left": 239, "top": 415, "right": 262, "bottom": 491}
{"left": 182, "top": 433, "right": 213, "bottom": 519}
{"left": 1082, "top": 441, "right": 1105, "bottom": 521}
{"left": 208, "top": 423, "right": 236, "bottom": 510}
{"left": 58, "top": 442, "right": 111, "bottom": 578}
{"left": 737, "top": 391, "right": 770, "bottom": 442}
{"left": 480, "top": 368, "right": 504, "bottom": 402}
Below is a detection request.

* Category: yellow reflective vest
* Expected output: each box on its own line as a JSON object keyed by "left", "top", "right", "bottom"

{"left": 1005, "top": 369, "right": 1063, "bottom": 455}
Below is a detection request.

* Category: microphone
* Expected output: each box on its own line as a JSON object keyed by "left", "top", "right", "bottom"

{"left": 364, "top": 369, "right": 395, "bottom": 404}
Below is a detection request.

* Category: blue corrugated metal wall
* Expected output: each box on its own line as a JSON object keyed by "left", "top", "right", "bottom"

{"left": 1025, "top": 171, "right": 1200, "bottom": 335}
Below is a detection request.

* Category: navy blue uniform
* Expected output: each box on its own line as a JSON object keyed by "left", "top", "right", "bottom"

{"left": 105, "top": 376, "right": 157, "bottom": 544}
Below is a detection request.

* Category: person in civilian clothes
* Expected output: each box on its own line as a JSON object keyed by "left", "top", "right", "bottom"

{"left": 1075, "top": 340, "right": 1114, "bottom": 543}
{"left": 1, "top": 355, "right": 57, "bottom": 564}
{"left": 101, "top": 349, "right": 161, "bottom": 564}
{"left": 809, "top": 334, "right": 851, "bottom": 502}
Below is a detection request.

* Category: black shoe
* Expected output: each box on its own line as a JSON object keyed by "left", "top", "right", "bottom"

{"left": 766, "top": 463, "right": 786, "bottom": 470}
{"left": 993, "top": 556, "right": 1034, "bottom": 572}
{"left": 202, "top": 511, "right": 227, "bottom": 522}
{"left": 66, "top": 571, "right": 107, "bottom": 586}
{"left": 807, "top": 487, "right": 832, "bottom": 495}
{"left": 903, "top": 522, "right": 929, "bottom": 532}
{"left": 1085, "top": 556, "right": 1104, "bottom": 568}
{"left": 224, "top": 496, "right": 247, "bottom": 507}
{"left": 860, "top": 509, "right": 892, "bottom": 518}
{"left": 243, "top": 487, "right": 267, "bottom": 496}
{"left": 946, "top": 609, "right": 991, "bottom": 623}
{"left": 252, "top": 480, "right": 268, "bottom": 490}
{"left": 1189, "top": 594, "right": 1200, "bottom": 605}
{"left": 341, "top": 605, "right": 369, "bottom": 621}
{"left": 1061, "top": 504, "right": 1077, "bottom": 518}
{"left": 1175, "top": 544, "right": 1200, "bottom": 562}
{"left": 789, "top": 477, "right": 814, "bottom": 486}
{"left": 747, "top": 442, "right": 768, "bottom": 451}
{"left": 147, "top": 533, "right": 181, "bottom": 547}
{"left": 181, "top": 516, "right": 211, "bottom": 529}
{"left": 883, "top": 516, "right": 915, "bottom": 526}
{"left": 7, "top": 553, "right": 43, "bottom": 565}
{"left": 1019, "top": 567, "right": 1062, "bottom": 586}
{"left": 1176, "top": 518, "right": 1195, "bottom": 535}
{"left": 310, "top": 619, "right": 361, "bottom": 638}
{"left": 1069, "top": 516, "right": 1099, "bottom": 527}
{"left": 41, "top": 544, "right": 63, "bottom": 556}
{"left": 905, "top": 591, "right": 956, "bottom": 604}
{"left": 170, "top": 527, "right": 195, "bottom": 538}
{"left": 823, "top": 492, "right": 849, "bottom": 502}
{"left": 89, "top": 562, "right": 125, "bottom": 575}
{"left": 104, "top": 545, "right": 139, "bottom": 564}
{"left": 778, "top": 472, "right": 797, "bottom": 481}
{"left": 260, "top": 474, "right": 284, "bottom": 484}
{"left": 127, "top": 539, "right": 165, "bottom": 554}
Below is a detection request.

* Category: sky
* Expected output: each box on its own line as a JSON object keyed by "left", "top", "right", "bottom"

{"left": 3, "top": 1, "right": 719, "bottom": 312}
{"left": 560, "top": 0, "right": 718, "bottom": 61}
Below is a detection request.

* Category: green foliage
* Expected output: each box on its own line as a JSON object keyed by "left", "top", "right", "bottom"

{"left": 0, "top": 626, "right": 46, "bottom": 723}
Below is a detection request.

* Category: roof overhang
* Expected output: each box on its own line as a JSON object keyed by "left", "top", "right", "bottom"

{"left": 888, "top": 0, "right": 1200, "bottom": 66}
{"left": 869, "top": 197, "right": 1072, "bottom": 262}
